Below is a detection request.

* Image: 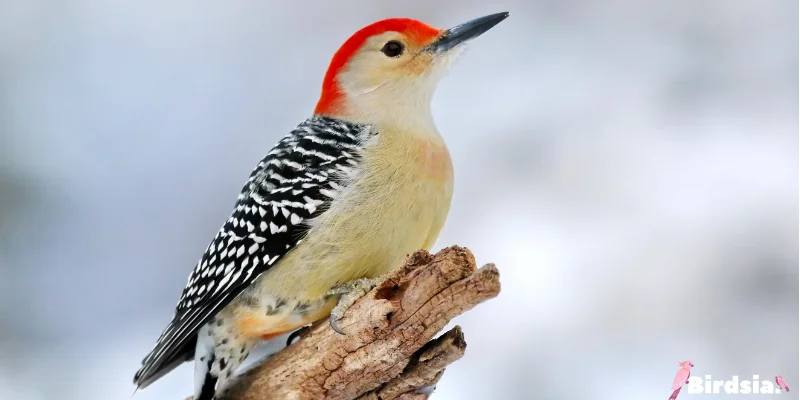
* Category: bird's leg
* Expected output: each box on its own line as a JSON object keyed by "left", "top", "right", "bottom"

{"left": 326, "top": 276, "right": 385, "bottom": 335}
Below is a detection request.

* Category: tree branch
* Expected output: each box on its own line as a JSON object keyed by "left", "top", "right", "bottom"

{"left": 187, "top": 245, "right": 500, "bottom": 400}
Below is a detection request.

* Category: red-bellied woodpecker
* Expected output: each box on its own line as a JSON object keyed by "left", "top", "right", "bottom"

{"left": 133, "top": 12, "right": 509, "bottom": 400}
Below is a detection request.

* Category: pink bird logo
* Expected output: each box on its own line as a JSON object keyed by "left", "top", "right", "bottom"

{"left": 776, "top": 375, "right": 790, "bottom": 392}
{"left": 668, "top": 360, "right": 694, "bottom": 400}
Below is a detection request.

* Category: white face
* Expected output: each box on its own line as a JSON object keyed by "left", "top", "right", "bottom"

{"left": 335, "top": 31, "right": 464, "bottom": 130}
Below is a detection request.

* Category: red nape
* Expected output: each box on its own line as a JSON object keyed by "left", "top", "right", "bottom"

{"left": 313, "top": 18, "right": 441, "bottom": 116}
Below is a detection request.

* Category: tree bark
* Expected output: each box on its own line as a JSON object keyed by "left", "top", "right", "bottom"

{"left": 186, "top": 245, "right": 501, "bottom": 400}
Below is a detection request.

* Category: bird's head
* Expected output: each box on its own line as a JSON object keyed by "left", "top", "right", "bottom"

{"left": 314, "top": 12, "right": 509, "bottom": 127}
{"left": 679, "top": 360, "right": 695, "bottom": 369}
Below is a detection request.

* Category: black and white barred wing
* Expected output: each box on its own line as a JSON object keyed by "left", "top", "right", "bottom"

{"left": 134, "top": 117, "right": 367, "bottom": 387}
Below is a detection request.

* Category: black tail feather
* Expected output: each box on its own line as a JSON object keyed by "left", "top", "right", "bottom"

{"left": 134, "top": 335, "right": 197, "bottom": 389}
{"left": 196, "top": 355, "right": 218, "bottom": 400}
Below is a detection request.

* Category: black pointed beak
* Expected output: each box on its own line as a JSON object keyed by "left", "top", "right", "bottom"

{"left": 427, "top": 12, "right": 510, "bottom": 54}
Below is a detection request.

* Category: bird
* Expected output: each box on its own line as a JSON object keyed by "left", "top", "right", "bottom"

{"left": 669, "top": 360, "right": 694, "bottom": 400}
{"left": 132, "top": 12, "right": 510, "bottom": 400}
{"left": 776, "top": 375, "right": 790, "bottom": 392}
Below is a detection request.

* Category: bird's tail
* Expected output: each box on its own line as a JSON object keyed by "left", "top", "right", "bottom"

{"left": 785, "top": 387, "right": 790, "bottom": 392}
{"left": 668, "top": 386, "right": 682, "bottom": 400}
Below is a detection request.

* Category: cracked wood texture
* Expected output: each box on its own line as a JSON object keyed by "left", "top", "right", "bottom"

{"left": 185, "top": 245, "right": 501, "bottom": 400}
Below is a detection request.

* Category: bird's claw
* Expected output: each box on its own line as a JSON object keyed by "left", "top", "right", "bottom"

{"left": 329, "top": 313, "right": 346, "bottom": 335}
{"left": 326, "top": 276, "right": 384, "bottom": 335}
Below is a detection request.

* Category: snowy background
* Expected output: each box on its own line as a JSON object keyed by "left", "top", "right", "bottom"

{"left": 0, "top": 0, "right": 797, "bottom": 399}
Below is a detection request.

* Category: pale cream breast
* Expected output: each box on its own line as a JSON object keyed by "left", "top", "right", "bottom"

{"left": 255, "top": 128, "right": 453, "bottom": 301}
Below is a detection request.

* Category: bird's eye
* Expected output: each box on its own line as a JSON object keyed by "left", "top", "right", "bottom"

{"left": 381, "top": 41, "right": 404, "bottom": 57}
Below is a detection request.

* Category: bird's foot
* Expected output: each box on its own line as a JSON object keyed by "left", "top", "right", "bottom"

{"left": 327, "top": 276, "right": 384, "bottom": 335}
{"left": 285, "top": 325, "right": 312, "bottom": 347}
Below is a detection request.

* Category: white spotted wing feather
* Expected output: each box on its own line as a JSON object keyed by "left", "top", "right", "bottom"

{"left": 133, "top": 116, "right": 369, "bottom": 387}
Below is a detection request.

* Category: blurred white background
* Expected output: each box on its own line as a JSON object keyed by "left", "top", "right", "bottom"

{"left": 0, "top": 0, "right": 797, "bottom": 399}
